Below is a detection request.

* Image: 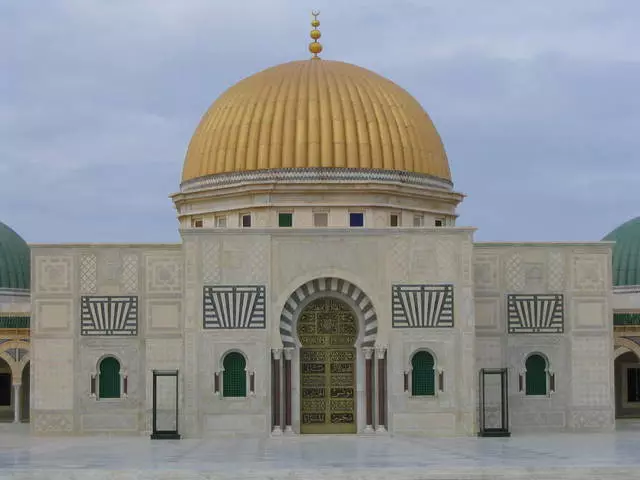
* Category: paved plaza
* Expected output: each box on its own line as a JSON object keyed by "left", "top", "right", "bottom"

{"left": 1, "top": 422, "right": 640, "bottom": 479}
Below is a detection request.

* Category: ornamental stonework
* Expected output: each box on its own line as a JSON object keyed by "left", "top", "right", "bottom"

{"left": 79, "top": 254, "right": 97, "bottom": 294}
{"left": 392, "top": 284, "right": 454, "bottom": 328}
{"left": 35, "top": 256, "right": 74, "bottom": 294}
{"left": 120, "top": 254, "right": 139, "bottom": 293}
{"left": 504, "top": 253, "right": 525, "bottom": 292}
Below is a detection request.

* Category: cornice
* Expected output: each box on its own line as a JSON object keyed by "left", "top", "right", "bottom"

{"left": 474, "top": 241, "right": 614, "bottom": 248}
{"left": 178, "top": 168, "right": 454, "bottom": 193}
{"left": 179, "top": 226, "right": 477, "bottom": 237}
{"left": 29, "top": 243, "right": 181, "bottom": 249}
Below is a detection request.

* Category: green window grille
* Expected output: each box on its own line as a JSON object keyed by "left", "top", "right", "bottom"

{"left": 525, "top": 354, "right": 547, "bottom": 396}
{"left": 99, "top": 357, "right": 121, "bottom": 399}
{"left": 223, "top": 352, "right": 247, "bottom": 397}
{"left": 411, "top": 351, "right": 435, "bottom": 396}
{"left": 278, "top": 213, "right": 293, "bottom": 227}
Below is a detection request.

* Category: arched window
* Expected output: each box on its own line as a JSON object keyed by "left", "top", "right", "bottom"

{"left": 411, "top": 351, "right": 435, "bottom": 396}
{"left": 99, "top": 357, "right": 121, "bottom": 399}
{"left": 223, "top": 352, "right": 246, "bottom": 397}
{"left": 525, "top": 354, "right": 547, "bottom": 396}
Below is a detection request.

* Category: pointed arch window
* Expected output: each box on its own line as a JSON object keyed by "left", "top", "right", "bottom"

{"left": 223, "top": 352, "right": 247, "bottom": 397}
{"left": 525, "top": 354, "right": 547, "bottom": 396}
{"left": 411, "top": 351, "right": 435, "bottom": 396}
{"left": 99, "top": 357, "right": 121, "bottom": 399}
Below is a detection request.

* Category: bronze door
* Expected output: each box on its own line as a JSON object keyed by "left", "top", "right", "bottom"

{"left": 298, "top": 298, "right": 357, "bottom": 434}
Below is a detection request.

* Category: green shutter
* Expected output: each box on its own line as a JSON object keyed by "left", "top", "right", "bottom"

{"left": 278, "top": 213, "right": 293, "bottom": 227}
{"left": 411, "top": 351, "right": 435, "bottom": 396}
{"left": 525, "top": 354, "right": 547, "bottom": 396}
{"left": 99, "top": 357, "right": 121, "bottom": 399}
{"left": 223, "top": 352, "right": 247, "bottom": 397}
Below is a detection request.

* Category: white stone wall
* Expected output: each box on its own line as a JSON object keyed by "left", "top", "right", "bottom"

{"left": 612, "top": 286, "right": 640, "bottom": 311}
{"left": 0, "top": 289, "right": 30, "bottom": 313}
{"left": 474, "top": 243, "right": 615, "bottom": 432}
{"left": 30, "top": 244, "right": 183, "bottom": 435}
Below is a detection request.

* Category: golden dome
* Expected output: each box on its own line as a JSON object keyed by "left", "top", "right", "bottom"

{"left": 181, "top": 59, "right": 451, "bottom": 183}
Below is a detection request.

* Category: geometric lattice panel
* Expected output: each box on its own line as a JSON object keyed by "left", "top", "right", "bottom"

{"left": 203, "top": 285, "right": 266, "bottom": 329}
{"left": 80, "top": 296, "right": 138, "bottom": 336}
{"left": 392, "top": 284, "right": 454, "bottom": 328}
{"left": 507, "top": 294, "right": 564, "bottom": 334}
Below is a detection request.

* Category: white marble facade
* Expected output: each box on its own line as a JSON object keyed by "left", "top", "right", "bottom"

{"left": 28, "top": 230, "right": 615, "bottom": 436}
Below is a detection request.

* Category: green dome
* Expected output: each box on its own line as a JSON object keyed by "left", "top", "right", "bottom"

{"left": 603, "top": 217, "right": 640, "bottom": 287}
{"left": 0, "top": 222, "right": 30, "bottom": 291}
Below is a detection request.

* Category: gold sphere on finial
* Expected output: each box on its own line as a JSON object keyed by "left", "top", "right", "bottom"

{"left": 309, "top": 42, "right": 323, "bottom": 55}
{"left": 309, "top": 10, "right": 322, "bottom": 59}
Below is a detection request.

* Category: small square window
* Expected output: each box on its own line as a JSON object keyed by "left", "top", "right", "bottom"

{"left": 241, "top": 214, "right": 252, "bottom": 228}
{"left": 313, "top": 212, "right": 328, "bottom": 227}
{"left": 350, "top": 212, "right": 364, "bottom": 227}
{"left": 435, "top": 219, "right": 444, "bottom": 227}
{"left": 278, "top": 212, "right": 293, "bottom": 228}
{"left": 413, "top": 215, "right": 424, "bottom": 227}
{"left": 191, "top": 217, "right": 203, "bottom": 228}
{"left": 215, "top": 216, "right": 227, "bottom": 228}
{"left": 390, "top": 213, "right": 400, "bottom": 227}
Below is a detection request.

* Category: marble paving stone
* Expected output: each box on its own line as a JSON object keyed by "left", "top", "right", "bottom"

{"left": 1, "top": 422, "right": 640, "bottom": 479}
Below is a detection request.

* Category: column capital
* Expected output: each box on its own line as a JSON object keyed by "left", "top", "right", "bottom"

{"left": 283, "top": 347, "right": 295, "bottom": 361}
{"left": 271, "top": 348, "right": 283, "bottom": 360}
{"left": 363, "top": 347, "right": 374, "bottom": 360}
{"left": 375, "top": 344, "right": 388, "bottom": 360}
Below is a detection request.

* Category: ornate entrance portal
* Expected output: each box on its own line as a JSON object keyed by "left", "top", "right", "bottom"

{"left": 298, "top": 298, "right": 358, "bottom": 434}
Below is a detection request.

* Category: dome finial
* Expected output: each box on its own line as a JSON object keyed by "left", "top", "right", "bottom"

{"left": 309, "top": 10, "right": 323, "bottom": 59}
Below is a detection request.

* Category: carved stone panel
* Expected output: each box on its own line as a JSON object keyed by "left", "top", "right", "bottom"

{"left": 475, "top": 297, "right": 500, "bottom": 331}
{"left": 33, "top": 413, "right": 74, "bottom": 433}
{"left": 547, "top": 251, "right": 565, "bottom": 291}
{"left": 572, "top": 255, "right": 606, "bottom": 293}
{"left": 573, "top": 299, "right": 608, "bottom": 330}
{"left": 79, "top": 254, "right": 97, "bottom": 294}
{"left": 120, "top": 254, "right": 139, "bottom": 293}
{"left": 392, "top": 284, "right": 454, "bottom": 328}
{"left": 35, "top": 300, "right": 73, "bottom": 333}
{"left": 35, "top": 256, "right": 73, "bottom": 294}
{"left": 203, "top": 285, "right": 266, "bottom": 329}
{"left": 523, "top": 262, "right": 545, "bottom": 292}
{"left": 202, "top": 240, "right": 221, "bottom": 284}
{"left": 146, "top": 300, "right": 181, "bottom": 331}
{"left": 504, "top": 253, "right": 525, "bottom": 292}
{"left": 80, "top": 296, "right": 138, "bottom": 336}
{"left": 146, "top": 255, "right": 182, "bottom": 294}
{"left": 99, "top": 250, "right": 122, "bottom": 286}
{"left": 474, "top": 255, "right": 499, "bottom": 291}
{"left": 507, "top": 294, "right": 564, "bottom": 334}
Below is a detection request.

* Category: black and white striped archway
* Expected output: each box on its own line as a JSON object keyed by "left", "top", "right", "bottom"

{"left": 279, "top": 277, "right": 378, "bottom": 348}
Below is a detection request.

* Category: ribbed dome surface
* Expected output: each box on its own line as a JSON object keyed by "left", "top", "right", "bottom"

{"left": 0, "top": 222, "right": 30, "bottom": 290}
{"left": 182, "top": 59, "right": 451, "bottom": 183}
{"left": 603, "top": 217, "right": 640, "bottom": 286}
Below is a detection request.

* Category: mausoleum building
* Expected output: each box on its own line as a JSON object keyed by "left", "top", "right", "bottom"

{"left": 1, "top": 19, "right": 633, "bottom": 436}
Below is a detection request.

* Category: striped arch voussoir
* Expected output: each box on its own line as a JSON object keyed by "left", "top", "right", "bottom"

{"left": 279, "top": 277, "right": 378, "bottom": 348}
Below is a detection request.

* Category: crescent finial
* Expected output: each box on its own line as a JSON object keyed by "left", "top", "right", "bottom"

{"left": 309, "top": 10, "right": 323, "bottom": 59}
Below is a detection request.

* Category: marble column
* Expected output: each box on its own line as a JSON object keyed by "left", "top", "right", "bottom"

{"left": 13, "top": 384, "right": 21, "bottom": 424}
{"left": 375, "top": 345, "right": 387, "bottom": 433}
{"left": 363, "top": 347, "right": 374, "bottom": 433}
{"left": 283, "top": 347, "right": 294, "bottom": 434}
{"left": 271, "top": 348, "right": 283, "bottom": 435}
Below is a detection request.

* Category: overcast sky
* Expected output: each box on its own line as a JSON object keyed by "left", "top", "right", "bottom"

{"left": 1, "top": 0, "right": 638, "bottom": 243}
